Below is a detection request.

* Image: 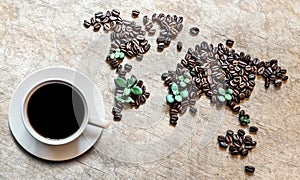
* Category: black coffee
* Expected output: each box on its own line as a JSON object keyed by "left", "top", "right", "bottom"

{"left": 27, "top": 82, "right": 85, "bottom": 140}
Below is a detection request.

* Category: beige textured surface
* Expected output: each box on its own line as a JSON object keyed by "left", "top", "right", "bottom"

{"left": 1, "top": 0, "right": 300, "bottom": 179}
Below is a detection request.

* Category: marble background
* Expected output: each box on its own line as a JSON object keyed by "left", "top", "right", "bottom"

{"left": 0, "top": 0, "right": 299, "bottom": 179}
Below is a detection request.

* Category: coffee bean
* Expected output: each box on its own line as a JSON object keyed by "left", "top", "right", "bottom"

{"left": 274, "top": 79, "right": 282, "bottom": 87}
{"left": 157, "top": 42, "right": 165, "bottom": 50}
{"left": 189, "top": 106, "right": 197, "bottom": 113}
{"left": 83, "top": 20, "right": 91, "bottom": 28}
{"left": 136, "top": 53, "right": 143, "bottom": 61}
{"left": 121, "top": 64, "right": 131, "bottom": 73}
{"left": 143, "top": 15, "right": 149, "bottom": 25}
{"left": 231, "top": 150, "right": 239, "bottom": 155}
{"left": 265, "top": 78, "right": 270, "bottom": 88}
{"left": 226, "top": 130, "right": 234, "bottom": 136}
{"left": 226, "top": 39, "right": 234, "bottom": 48}
{"left": 164, "top": 37, "right": 171, "bottom": 46}
{"left": 251, "top": 141, "right": 257, "bottom": 146}
{"left": 148, "top": 28, "right": 156, "bottom": 35}
{"left": 93, "top": 23, "right": 101, "bottom": 32}
{"left": 245, "top": 166, "right": 255, "bottom": 173}
{"left": 244, "top": 135, "right": 252, "bottom": 142}
{"left": 228, "top": 145, "right": 236, "bottom": 152}
{"left": 249, "top": 126, "right": 258, "bottom": 133}
{"left": 190, "top": 27, "right": 200, "bottom": 35}
{"left": 177, "top": 41, "right": 183, "bottom": 51}
{"left": 282, "top": 75, "right": 288, "bottom": 81}
{"left": 103, "top": 23, "right": 111, "bottom": 31}
{"left": 232, "top": 134, "right": 239, "bottom": 142}
{"left": 280, "top": 68, "right": 287, "bottom": 74}
{"left": 145, "top": 21, "right": 153, "bottom": 30}
{"left": 114, "top": 113, "right": 122, "bottom": 121}
{"left": 169, "top": 120, "right": 177, "bottom": 126}
{"left": 240, "top": 149, "right": 248, "bottom": 156}
{"left": 237, "top": 129, "right": 245, "bottom": 137}
{"left": 232, "top": 105, "right": 241, "bottom": 112}
{"left": 218, "top": 135, "right": 226, "bottom": 142}
{"left": 244, "top": 145, "right": 252, "bottom": 150}
{"left": 244, "top": 141, "right": 252, "bottom": 146}
{"left": 225, "top": 136, "right": 232, "bottom": 143}
{"left": 132, "top": 10, "right": 140, "bottom": 17}
{"left": 219, "top": 141, "right": 228, "bottom": 148}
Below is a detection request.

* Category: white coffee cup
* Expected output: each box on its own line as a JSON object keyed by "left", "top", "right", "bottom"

{"left": 21, "top": 78, "right": 109, "bottom": 146}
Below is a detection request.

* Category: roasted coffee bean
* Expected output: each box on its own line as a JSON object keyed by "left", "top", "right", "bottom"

{"left": 244, "top": 146, "right": 252, "bottom": 150}
{"left": 132, "top": 9, "right": 140, "bottom": 17}
{"left": 164, "top": 37, "right": 171, "bottom": 46}
{"left": 161, "top": 73, "right": 169, "bottom": 80}
{"left": 189, "top": 106, "right": 197, "bottom": 113}
{"left": 274, "top": 79, "right": 282, "bottom": 87}
{"left": 239, "top": 110, "right": 245, "bottom": 118}
{"left": 251, "top": 141, "right": 257, "bottom": 146}
{"left": 83, "top": 20, "right": 91, "bottom": 28}
{"left": 148, "top": 28, "right": 156, "bottom": 35}
{"left": 237, "top": 129, "right": 245, "bottom": 137}
{"left": 249, "top": 126, "right": 258, "bottom": 133}
{"left": 145, "top": 21, "right": 153, "bottom": 30}
{"left": 219, "top": 141, "right": 228, "bottom": 148}
{"left": 144, "top": 92, "right": 150, "bottom": 98}
{"left": 257, "top": 67, "right": 265, "bottom": 75}
{"left": 169, "top": 120, "right": 177, "bottom": 126}
{"left": 135, "top": 52, "right": 143, "bottom": 60}
{"left": 226, "top": 130, "right": 234, "bottom": 136}
{"left": 177, "top": 41, "right": 183, "bottom": 51}
{"left": 136, "top": 35, "right": 145, "bottom": 41}
{"left": 244, "top": 135, "right": 252, "bottom": 142}
{"left": 228, "top": 145, "right": 236, "bottom": 152}
{"left": 218, "top": 135, "right": 226, "bottom": 142}
{"left": 143, "top": 15, "right": 149, "bottom": 25}
{"left": 114, "top": 113, "right": 122, "bottom": 121}
{"left": 157, "top": 42, "right": 165, "bottom": 50}
{"left": 225, "top": 136, "right": 232, "bottom": 143}
{"left": 231, "top": 150, "right": 239, "bottom": 155}
{"left": 232, "top": 134, "right": 239, "bottom": 142}
{"left": 232, "top": 105, "right": 241, "bottom": 112}
{"left": 244, "top": 141, "right": 252, "bottom": 146}
{"left": 282, "top": 75, "right": 288, "bottom": 81}
{"left": 190, "top": 27, "right": 200, "bottom": 35}
{"left": 93, "top": 23, "right": 101, "bottom": 32}
{"left": 245, "top": 166, "right": 255, "bottom": 173}
{"left": 240, "top": 149, "right": 248, "bottom": 156}
{"left": 280, "top": 68, "right": 287, "bottom": 74}
{"left": 226, "top": 39, "right": 234, "bottom": 48}
{"left": 103, "top": 23, "right": 111, "bottom": 31}
{"left": 265, "top": 78, "right": 270, "bottom": 88}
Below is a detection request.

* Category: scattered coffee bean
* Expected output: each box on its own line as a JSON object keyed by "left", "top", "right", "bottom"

{"left": 237, "top": 129, "right": 245, "bottom": 137}
{"left": 177, "top": 41, "right": 183, "bottom": 51}
{"left": 249, "top": 126, "right": 258, "bottom": 133}
{"left": 226, "top": 39, "right": 234, "bottom": 48}
{"left": 189, "top": 106, "right": 197, "bottom": 113}
{"left": 124, "top": 64, "right": 132, "bottom": 72}
{"left": 245, "top": 166, "right": 255, "bottom": 173}
{"left": 132, "top": 10, "right": 140, "bottom": 17}
{"left": 190, "top": 27, "right": 200, "bottom": 35}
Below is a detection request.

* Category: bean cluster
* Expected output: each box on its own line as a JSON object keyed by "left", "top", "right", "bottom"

{"left": 143, "top": 13, "right": 184, "bottom": 51}
{"left": 218, "top": 129, "right": 257, "bottom": 157}
{"left": 83, "top": 9, "right": 122, "bottom": 32}
{"left": 162, "top": 40, "right": 288, "bottom": 126}
{"left": 112, "top": 64, "right": 150, "bottom": 121}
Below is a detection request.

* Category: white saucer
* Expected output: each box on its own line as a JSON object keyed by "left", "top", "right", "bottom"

{"left": 9, "top": 67, "right": 105, "bottom": 161}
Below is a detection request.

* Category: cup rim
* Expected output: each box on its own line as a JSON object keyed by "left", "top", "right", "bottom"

{"left": 21, "top": 78, "right": 89, "bottom": 146}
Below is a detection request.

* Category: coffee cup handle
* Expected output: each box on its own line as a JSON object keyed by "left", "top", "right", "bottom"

{"left": 88, "top": 115, "right": 110, "bottom": 129}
